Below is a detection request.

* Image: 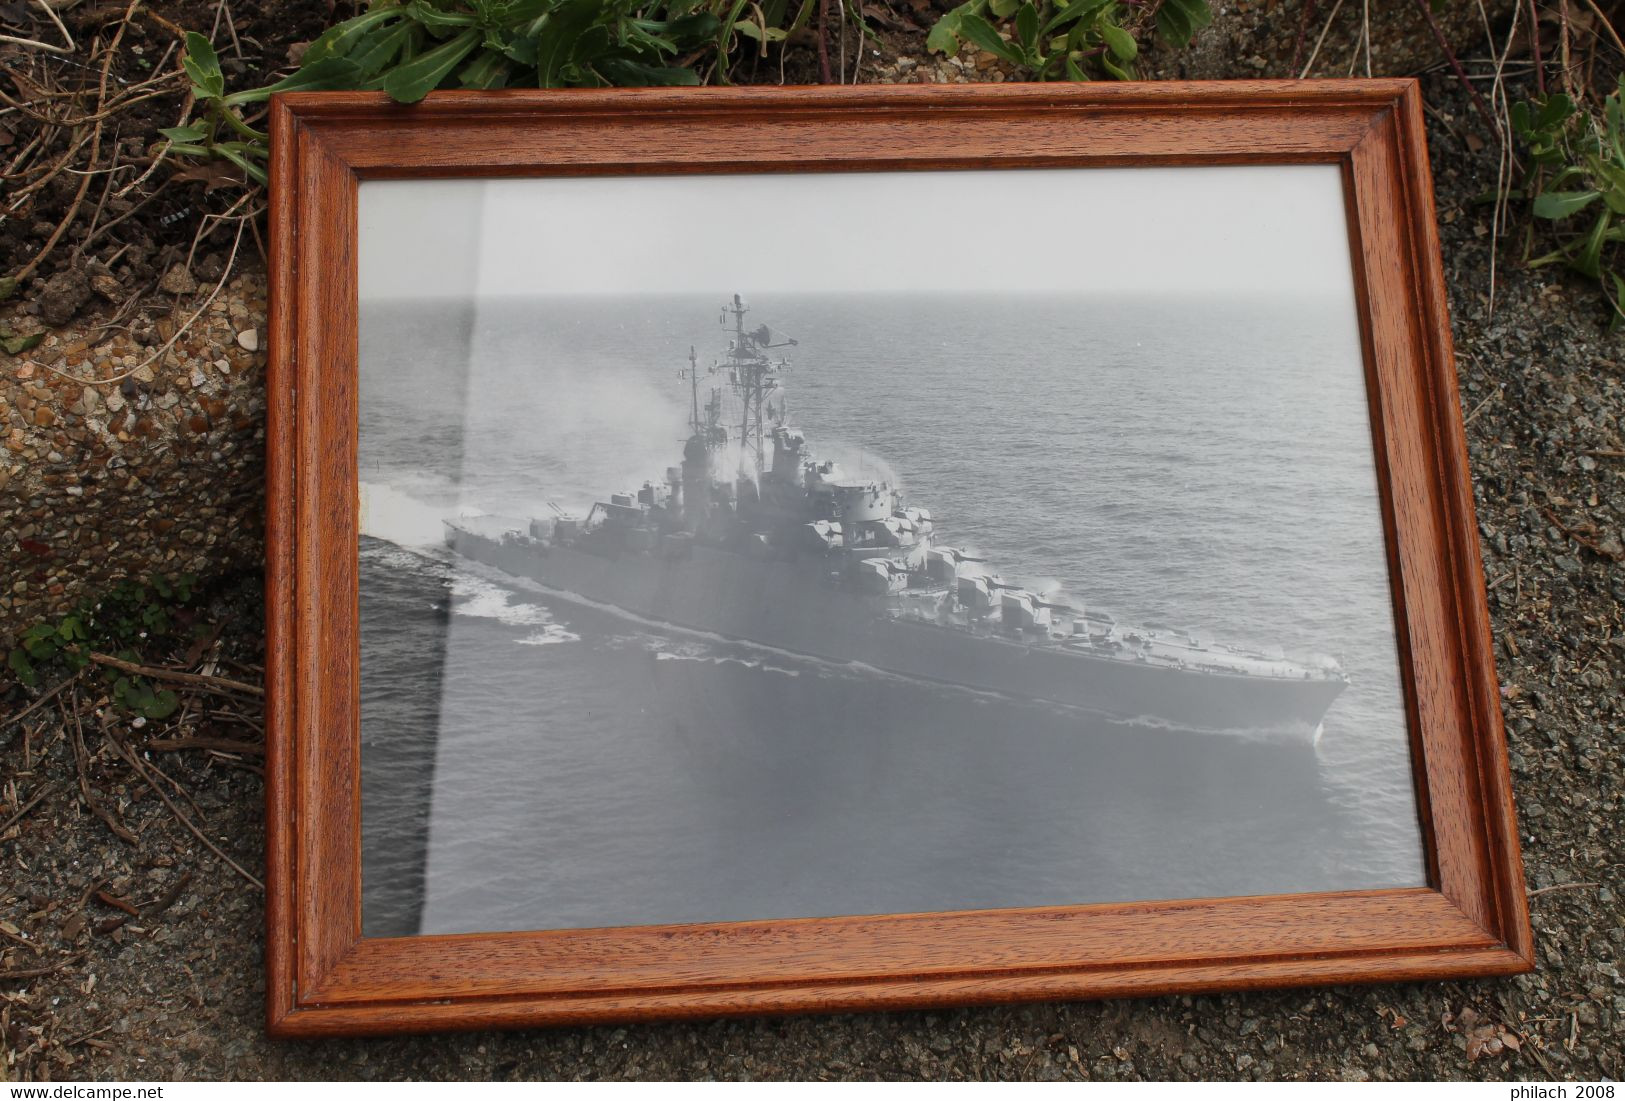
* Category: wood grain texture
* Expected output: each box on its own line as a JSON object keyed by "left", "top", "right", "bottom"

{"left": 264, "top": 80, "right": 1532, "bottom": 1037}
{"left": 307, "top": 888, "right": 1492, "bottom": 1003}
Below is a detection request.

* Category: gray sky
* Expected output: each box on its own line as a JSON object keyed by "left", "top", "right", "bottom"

{"left": 358, "top": 165, "right": 1356, "bottom": 302}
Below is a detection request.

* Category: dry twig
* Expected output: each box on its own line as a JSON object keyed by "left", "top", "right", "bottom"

{"left": 0, "top": 783, "right": 56, "bottom": 837}
{"left": 0, "top": 0, "right": 77, "bottom": 55}
{"left": 38, "top": 197, "right": 253, "bottom": 388}
{"left": 13, "top": 1, "right": 144, "bottom": 285}
{"left": 0, "top": 954, "right": 84, "bottom": 983}
{"left": 143, "top": 870, "right": 193, "bottom": 915}
{"left": 1411, "top": 0, "right": 1503, "bottom": 137}
{"left": 108, "top": 732, "right": 263, "bottom": 890}
{"left": 1299, "top": 0, "right": 1350, "bottom": 78}
{"left": 148, "top": 735, "right": 265, "bottom": 755}
{"left": 1528, "top": 880, "right": 1600, "bottom": 896}
{"left": 2, "top": 669, "right": 85, "bottom": 732}
{"left": 88, "top": 651, "right": 264, "bottom": 696}
{"left": 66, "top": 692, "right": 137, "bottom": 844}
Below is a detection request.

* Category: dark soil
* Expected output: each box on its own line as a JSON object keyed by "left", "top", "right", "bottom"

{"left": 1, "top": 0, "right": 1622, "bottom": 1085}
{"left": 1, "top": 0, "right": 343, "bottom": 318}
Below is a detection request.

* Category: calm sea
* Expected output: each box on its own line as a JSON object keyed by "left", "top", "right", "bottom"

{"left": 357, "top": 293, "right": 1426, "bottom": 937}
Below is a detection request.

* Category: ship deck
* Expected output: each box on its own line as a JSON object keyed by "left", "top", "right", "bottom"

{"left": 888, "top": 591, "right": 1342, "bottom": 684}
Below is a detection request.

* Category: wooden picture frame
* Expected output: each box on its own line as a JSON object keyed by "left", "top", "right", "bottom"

{"left": 265, "top": 80, "right": 1532, "bottom": 1038}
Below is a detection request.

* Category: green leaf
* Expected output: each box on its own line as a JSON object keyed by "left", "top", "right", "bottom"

{"left": 1041, "top": 0, "right": 1113, "bottom": 34}
{"left": 1509, "top": 100, "right": 1532, "bottom": 135}
{"left": 500, "top": 24, "right": 540, "bottom": 65}
{"left": 1014, "top": 2, "right": 1038, "bottom": 48}
{"left": 926, "top": 8, "right": 966, "bottom": 54}
{"left": 662, "top": 12, "right": 722, "bottom": 40}
{"left": 988, "top": 0, "right": 1019, "bottom": 15}
{"left": 22, "top": 631, "right": 57, "bottom": 660}
{"left": 213, "top": 143, "right": 269, "bottom": 186}
{"left": 182, "top": 32, "right": 225, "bottom": 99}
{"left": 1100, "top": 52, "right": 1133, "bottom": 80}
{"left": 1532, "top": 189, "right": 1602, "bottom": 219}
{"left": 714, "top": 0, "right": 749, "bottom": 68}
{"left": 1101, "top": 21, "right": 1137, "bottom": 61}
{"left": 784, "top": 0, "right": 818, "bottom": 33}
{"left": 1174, "top": 0, "right": 1214, "bottom": 31}
{"left": 0, "top": 329, "right": 42, "bottom": 355}
{"left": 383, "top": 27, "right": 482, "bottom": 101}
{"left": 1572, "top": 209, "right": 1610, "bottom": 278}
{"left": 143, "top": 689, "right": 181, "bottom": 721}
{"left": 956, "top": 11, "right": 1024, "bottom": 65}
{"left": 458, "top": 49, "right": 512, "bottom": 88}
{"left": 568, "top": 22, "right": 612, "bottom": 67}
{"left": 350, "top": 21, "right": 418, "bottom": 75}
{"left": 1536, "top": 93, "right": 1575, "bottom": 131}
{"left": 159, "top": 123, "right": 208, "bottom": 142}
{"left": 162, "top": 142, "right": 215, "bottom": 159}
{"left": 534, "top": 1, "right": 603, "bottom": 87}
{"left": 597, "top": 56, "right": 701, "bottom": 85}
{"left": 1064, "top": 54, "right": 1087, "bottom": 81}
{"left": 0, "top": 276, "right": 15, "bottom": 302}
{"left": 1156, "top": 1, "right": 1193, "bottom": 46}
{"left": 1157, "top": 0, "right": 1211, "bottom": 46}
{"left": 8, "top": 648, "right": 37, "bottom": 688}
{"left": 302, "top": 7, "right": 402, "bottom": 65}
{"left": 503, "top": 0, "right": 558, "bottom": 24}
{"left": 1610, "top": 271, "right": 1625, "bottom": 332}
{"left": 222, "top": 57, "right": 364, "bottom": 105}
{"left": 732, "top": 21, "right": 787, "bottom": 42}
{"left": 405, "top": 0, "right": 479, "bottom": 32}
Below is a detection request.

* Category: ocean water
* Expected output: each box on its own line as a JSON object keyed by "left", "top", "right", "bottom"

{"left": 357, "top": 293, "right": 1427, "bottom": 938}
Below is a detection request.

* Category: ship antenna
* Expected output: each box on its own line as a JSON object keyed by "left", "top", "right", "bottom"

{"left": 724, "top": 293, "right": 765, "bottom": 475}
{"left": 733, "top": 295, "right": 753, "bottom": 471}
{"left": 717, "top": 294, "right": 795, "bottom": 474}
{"left": 688, "top": 346, "right": 700, "bottom": 435}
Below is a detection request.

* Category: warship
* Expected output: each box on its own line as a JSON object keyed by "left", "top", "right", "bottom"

{"left": 445, "top": 295, "right": 1348, "bottom": 742}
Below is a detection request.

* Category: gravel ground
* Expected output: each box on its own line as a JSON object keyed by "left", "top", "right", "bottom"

{"left": 0, "top": 273, "right": 268, "bottom": 633}
{"left": 2, "top": 56, "right": 1621, "bottom": 1087}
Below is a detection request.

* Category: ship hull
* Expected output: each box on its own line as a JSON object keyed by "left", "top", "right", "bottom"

{"left": 445, "top": 527, "right": 1344, "bottom": 742}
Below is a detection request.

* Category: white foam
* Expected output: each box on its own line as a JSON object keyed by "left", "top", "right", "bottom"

{"left": 359, "top": 481, "right": 454, "bottom": 547}
{"left": 517, "top": 625, "right": 579, "bottom": 646}
{"left": 450, "top": 574, "right": 558, "bottom": 629}
{"left": 653, "top": 650, "right": 800, "bottom": 677}
{"left": 361, "top": 527, "right": 581, "bottom": 644}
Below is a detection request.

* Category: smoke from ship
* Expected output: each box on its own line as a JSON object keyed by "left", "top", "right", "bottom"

{"left": 813, "top": 440, "right": 905, "bottom": 493}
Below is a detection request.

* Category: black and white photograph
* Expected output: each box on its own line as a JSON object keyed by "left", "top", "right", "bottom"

{"left": 355, "top": 165, "right": 1426, "bottom": 938}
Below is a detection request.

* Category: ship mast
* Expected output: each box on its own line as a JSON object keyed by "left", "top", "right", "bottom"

{"left": 720, "top": 293, "right": 794, "bottom": 474}
{"left": 688, "top": 346, "right": 701, "bottom": 435}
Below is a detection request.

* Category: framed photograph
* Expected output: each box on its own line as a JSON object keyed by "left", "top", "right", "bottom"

{"left": 266, "top": 81, "right": 1532, "bottom": 1037}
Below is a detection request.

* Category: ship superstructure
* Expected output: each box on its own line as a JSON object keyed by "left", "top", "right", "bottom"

{"left": 444, "top": 295, "right": 1347, "bottom": 741}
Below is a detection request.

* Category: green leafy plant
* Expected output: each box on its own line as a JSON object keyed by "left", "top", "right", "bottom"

{"left": 170, "top": 0, "right": 815, "bottom": 185}
{"left": 1512, "top": 76, "right": 1625, "bottom": 328}
{"left": 110, "top": 676, "right": 181, "bottom": 721}
{"left": 163, "top": 32, "right": 362, "bottom": 185}
{"left": 6, "top": 574, "right": 200, "bottom": 720}
{"left": 927, "top": 0, "right": 1211, "bottom": 81}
